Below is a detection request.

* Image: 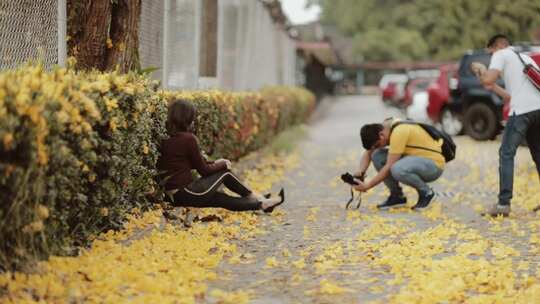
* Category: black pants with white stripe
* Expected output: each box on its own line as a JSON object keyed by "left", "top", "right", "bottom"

{"left": 172, "top": 170, "right": 262, "bottom": 211}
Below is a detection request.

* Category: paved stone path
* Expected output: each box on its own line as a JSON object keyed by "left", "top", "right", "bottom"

{"left": 208, "top": 95, "right": 540, "bottom": 303}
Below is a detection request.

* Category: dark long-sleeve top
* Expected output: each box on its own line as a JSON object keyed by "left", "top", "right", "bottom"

{"left": 157, "top": 132, "right": 226, "bottom": 190}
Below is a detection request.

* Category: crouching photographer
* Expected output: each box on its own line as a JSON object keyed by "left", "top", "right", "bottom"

{"left": 352, "top": 118, "right": 452, "bottom": 210}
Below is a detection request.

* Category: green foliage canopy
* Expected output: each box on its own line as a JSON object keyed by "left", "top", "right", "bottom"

{"left": 313, "top": 0, "right": 540, "bottom": 61}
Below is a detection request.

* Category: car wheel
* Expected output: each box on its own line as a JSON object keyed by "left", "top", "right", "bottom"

{"left": 464, "top": 103, "right": 499, "bottom": 141}
{"left": 440, "top": 108, "right": 463, "bottom": 136}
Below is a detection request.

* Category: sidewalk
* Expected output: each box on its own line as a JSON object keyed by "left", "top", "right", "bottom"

{"left": 209, "top": 95, "right": 540, "bottom": 303}
{"left": 2, "top": 95, "right": 539, "bottom": 303}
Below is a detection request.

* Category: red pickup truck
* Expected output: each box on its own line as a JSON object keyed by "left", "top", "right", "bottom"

{"left": 426, "top": 64, "right": 460, "bottom": 135}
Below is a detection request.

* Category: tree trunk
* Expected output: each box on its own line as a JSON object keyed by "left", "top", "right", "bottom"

{"left": 199, "top": 0, "right": 218, "bottom": 77}
{"left": 67, "top": 0, "right": 141, "bottom": 72}
{"left": 105, "top": 0, "right": 142, "bottom": 73}
{"left": 72, "top": 0, "right": 111, "bottom": 70}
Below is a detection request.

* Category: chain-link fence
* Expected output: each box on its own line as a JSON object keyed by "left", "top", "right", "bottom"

{"left": 138, "top": 0, "right": 297, "bottom": 90}
{"left": 217, "top": 0, "right": 296, "bottom": 90}
{"left": 0, "top": 0, "right": 58, "bottom": 69}
{"left": 138, "top": 0, "right": 205, "bottom": 89}
{"left": 1, "top": 0, "right": 296, "bottom": 91}
{"left": 164, "top": 0, "right": 200, "bottom": 89}
{"left": 139, "top": 0, "right": 164, "bottom": 81}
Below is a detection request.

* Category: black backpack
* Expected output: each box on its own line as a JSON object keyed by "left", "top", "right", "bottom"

{"left": 390, "top": 121, "right": 456, "bottom": 162}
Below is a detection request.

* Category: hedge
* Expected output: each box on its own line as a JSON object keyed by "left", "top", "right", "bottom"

{"left": 161, "top": 86, "right": 314, "bottom": 159}
{"left": 0, "top": 65, "right": 315, "bottom": 270}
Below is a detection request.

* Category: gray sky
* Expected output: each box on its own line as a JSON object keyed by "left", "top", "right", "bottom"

{"left": 281, "top": 0, "right": 321, "bottom": 25}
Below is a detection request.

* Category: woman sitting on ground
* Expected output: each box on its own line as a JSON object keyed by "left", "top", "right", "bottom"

{"left": 157, "top": 99, "right": 285, "bottom": 212}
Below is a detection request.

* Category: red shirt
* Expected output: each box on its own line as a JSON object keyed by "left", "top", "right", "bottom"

{"left": 157, "top": 132, "right": 226, "bottom": 190}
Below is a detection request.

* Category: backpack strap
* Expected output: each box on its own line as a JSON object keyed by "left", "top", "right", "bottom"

{"left": 390, "top": 121, "right": 443, "bottom": 156}
{"left": 513, "top": 50, "right": 528, "bottom": 67}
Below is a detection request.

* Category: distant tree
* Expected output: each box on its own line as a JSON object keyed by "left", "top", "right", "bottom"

{"left": 67, "top": 0, "right": 141, "bottom": 72}
{"left": 311, "top": 0, "right": 540, "bottom": 61}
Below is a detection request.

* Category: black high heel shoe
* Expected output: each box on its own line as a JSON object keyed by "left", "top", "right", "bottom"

{"left": 263, "top": 188, "right": 285, "bottom": 214}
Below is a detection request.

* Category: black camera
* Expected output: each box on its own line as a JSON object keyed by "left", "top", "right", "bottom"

{"left": 341, "top": 172, "right": 358, "bottom": 185}
{"left": 340, "top": 172, "right": 365, "bottom": 209}
{"left": 340, "top": 172, "right": 364, "bottom": 185}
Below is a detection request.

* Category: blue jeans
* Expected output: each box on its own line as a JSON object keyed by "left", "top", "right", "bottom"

{"left": 371, "top": 148, "right": 443, "bottom": 195}
{"left": 498, "top": 110, "right": 540, "bottom": 205}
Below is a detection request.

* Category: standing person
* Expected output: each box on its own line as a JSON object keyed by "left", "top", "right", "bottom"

{"left": 472, "top": 34, "right": 540, "bottom": 217}
{"left": 157, "top": 100, "right": 285, "bottom": 213}
{"left": 353, "top": 118, "right": 445, "bottom": 210}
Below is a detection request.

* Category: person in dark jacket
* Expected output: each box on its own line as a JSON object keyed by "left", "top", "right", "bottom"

{"left": 157, "top": 99, "right": 285, "bottom": 212}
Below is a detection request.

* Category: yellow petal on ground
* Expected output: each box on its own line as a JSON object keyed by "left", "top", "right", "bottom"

{"left": 265, "top": 257, "right": 279, "bottom": 269}
{"left": 210, "top": 289, "right": 251, "bottom": 304}
{"left": 292, "top": 258, "right": 305, "bottom": 269}
{"left": 318, "top": 279, "right": 350, "bottom": 295}
{"left": 282, "top": 248, "right": 291, "bottom": 257}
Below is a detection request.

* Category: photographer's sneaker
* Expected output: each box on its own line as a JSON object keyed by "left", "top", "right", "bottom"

{"left": 377, "top": 195, "right": 407, "bottom": 210}
{"left": 411, "top": 190, "right": 435, "bottom": 210}
{"left": 482, "top": 204, "right": 511, "bottom": 217}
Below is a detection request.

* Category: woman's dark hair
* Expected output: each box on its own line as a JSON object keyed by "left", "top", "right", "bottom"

{"left": 360, "top": 123, "right": 383, "bottom": 150}
{"left": 166, "top": 99, "right": 196, "bottom": 135}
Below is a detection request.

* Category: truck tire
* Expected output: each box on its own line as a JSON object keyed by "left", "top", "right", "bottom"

{"left": 464, "top": 102, "right": 499, "bottom": 141}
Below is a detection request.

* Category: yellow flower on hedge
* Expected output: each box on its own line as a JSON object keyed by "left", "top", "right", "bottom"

{"left": 80, "top": 96, "right": 101, "bottom": 120}
{"left": 81, "top": 121, "right": 92, "bottom": 133}
{"left": 15, "top": 92, "right": 31, "bottom": 110}
{"left": 26, "top": 105, "right": 42, "bottom": 124}
{"left": 37, "top": 145, "right": 48, "bottom": 165}
{"left": 109, "top": 118, "right": 118, "bottom": 131}
{"left": 100, "top": 208, "right": 109, "bottom": 217}
{"left": 88, "top": 173, "right": 96, "bottom": 182}
{"left": 73, "top": 124, "right": 85, "bottom": 134}
{"left": 104, "top": 97, "right": 118, "bottom": 112}
{"left": 3, "top": 133, "right": 13, "bottom": 149}
{"left": 67, "top": 107, "right": 81, "bottom": 123}
{"left": 4, "top": 164, "right": 15, "bottom": 177}
{"left": 23, "top": 221, "right": 44, "bottom": 234}
{"left": 30, "top": 76, "right": 41, "bottom": 92}
{"left": 94, "top": 79, "right": 111, "bottom": 93}
{"left": 134, "top": 102, "right": 143, "bottom": 113}
{"left": 143, "top": 143, "right": 149, "bottom": 155}
{"left": 0, "top": 88, "right": 6, "bottom": 103}
{"left": 36, "top": 205, "right": 49, "bottom": 219}
{"left": 56, "top": 110, "right": 69, "bottom": 124}
{"left": 122, "top": 84, "right": 135, "bottom": 95}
